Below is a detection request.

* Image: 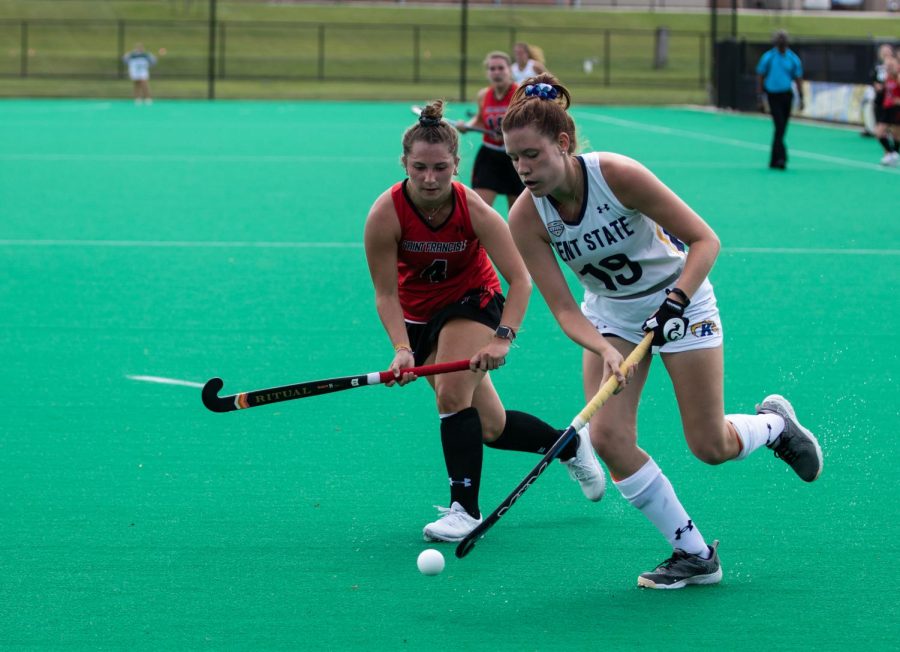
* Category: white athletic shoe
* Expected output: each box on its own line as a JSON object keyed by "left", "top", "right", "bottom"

{"left": 561, "top": 428, "right": 606, "bottom": 502}
{"left": 423, "top": 502, "right": 482, "bottom": 542}
{"left": 880, "top": 151, "right": 899, "bottom": 166}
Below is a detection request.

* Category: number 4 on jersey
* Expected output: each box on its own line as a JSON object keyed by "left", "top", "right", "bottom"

{"left": 420, "top": 259, "right": 449, "bottom": 283}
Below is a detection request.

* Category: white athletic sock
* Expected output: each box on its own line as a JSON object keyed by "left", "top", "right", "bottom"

{"left": 727, "top": 413, "right": 785, "bottom": 461}
{"left": 615, "top": 458, "right": 708, "bottom": 557}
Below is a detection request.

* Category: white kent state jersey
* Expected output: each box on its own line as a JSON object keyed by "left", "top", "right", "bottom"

{"left": 531, "top": 152, "right": 686, "bottom": 302}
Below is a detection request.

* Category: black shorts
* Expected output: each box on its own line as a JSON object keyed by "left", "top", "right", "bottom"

{"left": 883, "top": 106, "right": 900, "bottom": 126}
{"left": 405, "top": 289, "right": 505, "bottom": 366}
{"left": 471, "top": 145, "right": 524, "bottom": 197}
{"left": 874, "top": 93, "right": 886, "bottom": 123}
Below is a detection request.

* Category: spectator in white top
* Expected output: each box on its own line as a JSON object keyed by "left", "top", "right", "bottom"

{"left": 123, "top": 43, "right": 157, "bottom": 105}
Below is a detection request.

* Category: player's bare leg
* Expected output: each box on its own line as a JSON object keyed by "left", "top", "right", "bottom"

{"left": 661, "top": 345, "right": 738, "bottom": 464}
{"left": 663, "top": 345, "right": 821, "bottom": 481}
{"left": 587, "top": 338, "right": 720, "bottom": 589}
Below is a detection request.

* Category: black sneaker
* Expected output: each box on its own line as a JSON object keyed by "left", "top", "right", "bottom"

{"left": 757, "top": 394, "right": 823, "bottom": 483}
{"left": 637, "top": 540, "right": 722, "bottom": 590}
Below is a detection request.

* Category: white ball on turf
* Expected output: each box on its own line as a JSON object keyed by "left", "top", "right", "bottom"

{"left": 417, "top": 548, "right": 445, "bottom": 576}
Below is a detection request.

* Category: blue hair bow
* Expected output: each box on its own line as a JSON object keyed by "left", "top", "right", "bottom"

{"left": 524, "top": 83, "right": 558, "bottom": 100}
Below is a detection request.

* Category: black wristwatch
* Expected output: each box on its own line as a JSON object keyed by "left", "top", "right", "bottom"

{"left": 494, "top": 325, "right": 517, "bottom": 341}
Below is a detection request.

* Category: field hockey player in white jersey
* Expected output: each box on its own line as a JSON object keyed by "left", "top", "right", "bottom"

{"left": 511, "top": 42, "right": 547, "bottom": 84}
{"left": 502, "top": 74, "right": 823, "bottom": 590}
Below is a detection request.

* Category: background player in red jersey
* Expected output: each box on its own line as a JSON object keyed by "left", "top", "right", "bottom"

{"left": 364, "top": 101, "right": 611, "bottom": 543}
{"left": 876, "top": 55, "right": 900, "bottom": 166}
{"left": 456, "top": 52, "right": 524, "bottom": 211}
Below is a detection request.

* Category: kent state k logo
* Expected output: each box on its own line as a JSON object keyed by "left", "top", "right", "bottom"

{"left": 690, "top": 320, "right": 719, "bottom": 338}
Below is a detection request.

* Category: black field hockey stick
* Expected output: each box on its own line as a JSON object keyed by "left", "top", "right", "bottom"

{"left": 203, "top": 359, "right": 471, "bottom": 413}
{"left": 410, "top": 105, "right": 495, "bottom": 136}
{"left": 455, "top": 332, "right": 653, "bottom": 559}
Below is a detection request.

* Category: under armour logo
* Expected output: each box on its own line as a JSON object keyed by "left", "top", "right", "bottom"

{"left": 596, "top": 203, "right": 611, "bottom": 214}
{"left": 674, "top": 519, "right": 694, "bottom": 540}
{"left": 449, "top": 477, "right": 472, "bottom": 487}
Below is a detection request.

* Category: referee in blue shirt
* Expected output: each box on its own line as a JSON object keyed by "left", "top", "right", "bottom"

{"left": 756, "top": 30, "right": 804, "bottom": 170}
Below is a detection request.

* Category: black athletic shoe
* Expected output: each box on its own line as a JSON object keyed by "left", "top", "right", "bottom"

{"left": 637, "top": 540, "right": 722, "bottom": 590}
{"left": 757, "top": 394, "right": 823, "bottom": 483}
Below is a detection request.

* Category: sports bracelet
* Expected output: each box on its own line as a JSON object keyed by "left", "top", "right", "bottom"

{"left": 394, "top": 343, "right": 412, "bottom": 354}
{"left": 667, "top": 287, "right": 691, "bottom": 307}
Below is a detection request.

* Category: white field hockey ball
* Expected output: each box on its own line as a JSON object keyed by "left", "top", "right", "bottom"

{"left": 417, "top": 549, "right": 445, "bottom": 576}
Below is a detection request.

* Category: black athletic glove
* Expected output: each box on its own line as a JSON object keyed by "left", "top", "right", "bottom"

{"left": 642, "top": 296, "right": 689, "bottom": 348}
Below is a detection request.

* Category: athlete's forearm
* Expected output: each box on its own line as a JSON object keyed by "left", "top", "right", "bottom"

{"left": 375, "top": 294, "right": 410, "bottom": 349}
{"left": 674, "top": 237, "right": 720, "bottom": 299}
{"left": 497, "top": 278, "right": 531, "bottom": 332}
{"left": 556, "top": 305, "right": 617, "bottom": 359}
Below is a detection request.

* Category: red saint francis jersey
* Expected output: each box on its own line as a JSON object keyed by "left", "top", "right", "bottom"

{"left": 391, "top": 180, "right": 502, "bottom": 323}
{"left": 883, "top": 75, "right": 900, "bottom": 109}
{"left": 480, "top": 83, "right": 518, "bottom": 150}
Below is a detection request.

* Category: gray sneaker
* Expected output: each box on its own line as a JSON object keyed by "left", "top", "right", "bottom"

{"left": 757, "top": 394, "right": 823, "bottom": 483}
{"left": 637, "top": 540, "right": 722, "bottom": 590}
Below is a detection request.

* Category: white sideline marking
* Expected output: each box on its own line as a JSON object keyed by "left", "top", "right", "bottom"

{"left": 126, "top": 375, "right": 204, "bottom": 388}
{"left": 0, "top": 153, "right": 393, "bottom": 164}
{"left": 573, "top": 112, "right": 899, "bottom": 173}
{"left": 0, "top": 240, "right": 363, "bottom": 248}
{"left": 0, "top": 240, "right": 897, "bottom": 255}
{"left": 724, "top": 247, "right": 899, "bottom": 256}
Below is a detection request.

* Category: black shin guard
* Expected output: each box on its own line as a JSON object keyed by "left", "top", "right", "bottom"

{"left": 484, "top": 410, "right": 579, "bottom": 460}
{"left": 440, "top": 407, "right": 483, "bottom": 518}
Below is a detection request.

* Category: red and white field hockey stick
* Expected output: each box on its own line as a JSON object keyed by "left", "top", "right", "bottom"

{"left": 202, "top": 359, "right": 471, "bottom": 413}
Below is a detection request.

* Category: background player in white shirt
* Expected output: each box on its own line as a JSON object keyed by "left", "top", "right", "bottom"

{"left": 503, "top": 74, "right": 822, "bottom": 590}
{"left": 122, "top": 43, "right": 157, "bottom": 104}
{"left": 511, "top": 42, "right": 547, "bottom": 84}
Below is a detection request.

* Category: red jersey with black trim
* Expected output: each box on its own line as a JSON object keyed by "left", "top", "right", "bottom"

{"left": 391, "top": 180, "right": 501, "bottom": 323}
{"left": 883, "top": 75, "right": 900, "bottom": 109}
{"left": 480, "top": 83, "right": 518, "bottom": 150}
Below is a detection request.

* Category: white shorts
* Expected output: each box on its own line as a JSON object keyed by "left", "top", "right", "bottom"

{"left": 581, "top": 278, "right": 723, "bottom": 354}
{"left": 129, "top": 73, "right": 149, "bottom": 81}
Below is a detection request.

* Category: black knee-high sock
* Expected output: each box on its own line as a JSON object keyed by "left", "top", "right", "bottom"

{"left": 440, "top": 407, "right": 483, "bottom": 518}
{"left": 879, "top": 137, "right": 894, "bottom": 153}
{"left": 484, "top": 410, "right": 580, "bottom": 460}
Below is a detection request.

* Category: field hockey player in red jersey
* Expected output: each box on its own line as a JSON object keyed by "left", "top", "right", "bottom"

{"left": 503, "top": 75, "right": 823, "bottom": 588}
{"left": 456, "top": 51, "right": 524, "bottom": 212}
{"left": 364, "top": 100, "right": 611, "bottom": 543}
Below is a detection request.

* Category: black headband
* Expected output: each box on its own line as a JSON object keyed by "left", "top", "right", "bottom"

{"left": 418, "top": 115, "right": 442, "bottom": 128}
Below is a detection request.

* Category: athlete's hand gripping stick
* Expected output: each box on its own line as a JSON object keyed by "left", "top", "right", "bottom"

{"left": 642, "top": 295, "right": 689, "bottom": 348}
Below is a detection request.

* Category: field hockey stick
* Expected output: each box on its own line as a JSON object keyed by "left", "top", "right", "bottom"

{"left": 203, "top": 359, "right": 471, "bottom": 413}
{"left": 409, "top": 105, "right": 495, "bottom": 136}
{"left": 455, "top": 332, "right": 653, "bottom": 559}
